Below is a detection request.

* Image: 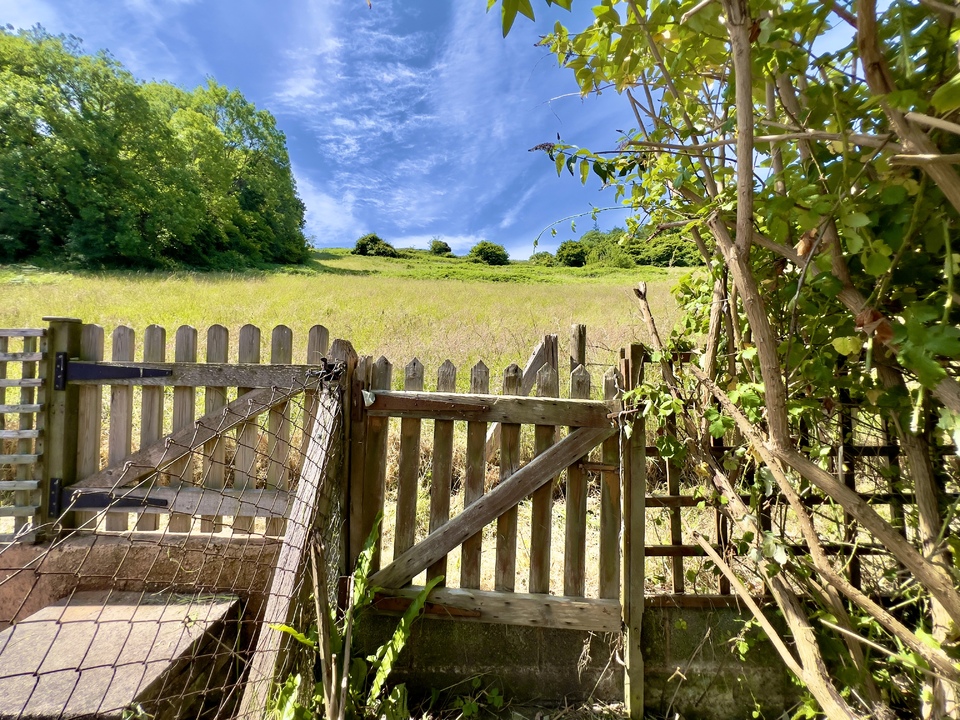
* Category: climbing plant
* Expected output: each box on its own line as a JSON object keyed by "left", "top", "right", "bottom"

{"left": 495, "top": 0, "right": 960, "bottom": 717}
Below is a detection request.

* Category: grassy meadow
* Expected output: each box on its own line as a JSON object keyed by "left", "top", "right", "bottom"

{"left": 2, "top": 249, "right": 689, "bottom": 387}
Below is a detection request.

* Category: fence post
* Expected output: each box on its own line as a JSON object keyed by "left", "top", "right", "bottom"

{"left": 328, "top": 338, "right": 358, "bottom": 574}
{"left": 622, "top": 344, "right": 646, "bottom": 719}
{"left": 570, "top": 323, "right": 586, "bottom": 372}
{"left": 39, "top": 316, "right": 82, "bottom": 532}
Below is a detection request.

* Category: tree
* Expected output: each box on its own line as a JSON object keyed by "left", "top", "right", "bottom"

{"left": 468, "top": 241, "right": 510, "bottom": 265}
{"left": 498, "top": 1, "right": 960, "bottom": 717}
{"left": 353, "top": 233, "right": 399, "bottom": 258}
{"left": 0, "top": 28, "right": 307, "bottom": 269}
{"left": 555, "top": 240, "right": 587, "bottom": 267}
{"left": 429, "top": 237, "right": 452, "bottom": 255}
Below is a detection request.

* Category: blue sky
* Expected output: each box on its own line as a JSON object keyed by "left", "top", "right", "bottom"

{"left": 2, "top": 1, "right": 639, "bottom": 259}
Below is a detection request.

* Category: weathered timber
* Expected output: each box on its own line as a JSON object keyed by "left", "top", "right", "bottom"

{"left": 395, "top": 359, "right": 424, "bottom": 559}
{"left": 266, "top": 325, "right": 294, "bottom": 536}
{"left": 570, "top": 324, "right": 587, "bottom": 372}
{"left": 529, "top": 364, "right": 558, "bottom": 594}
{"left": 41, "top": 317, "right": 81, "bottom": 527}
{"left": 623, "top": 344, "right": 646, "bottom": 719}
{"left": 0, "top": 404, "right": 41, "bottom": 414}
{"left": 68, "top": 485, "right": 289, "bottom": 518}
{"left": 368, "top": 391, "right": 612, "bottom": 426}
{"left": 0, "top": 379, "right": 42, "bottom": 388}
{"left": 0, "top": 429, "right": 39, "bottom": 439}
{"left": 496, "top": 365, "right": 522, "bottom": 593}
{"left": 0, "top": 329, "right": 45, "bottom": 338}
{"left": 0, "top": 353, "right": 43, "bottom": 363}
{"left": 200, "top": 324, "right": 228, "bottom": 533}
{"left": 136, "top": 325, "right": 166, "bottom": 531}
{"left": 14, "top": 335, "right": 38, "bottom": 535}
{"left": 0, "top": 454, "right": 38, "bottom": 463}
{"left": 0, "top": 481, "right": 39, "bottom": 490}
{"left": 65, "top": 361, "right": 321, "bottom": 387}
{"left": 0, "top": 505, "right": 39, "bottom": 517}
{"left": 105, "top": 326, "right": 135, "bottom": 531}
{"left": 167, "top": 326, "right": 197, "bottom": 533}
{"left": 71, "top": 383, "right": 317, "bottom": 490}
{"left": 460, "top": 361, "right": 489, "bottom": 589}
{"left": 372, "top": 424, "right": 616, "bottom": 589}
{"left": 239, "top": 391, "right": 341, "bottom": 718}
{"left": 429, "top": 360, "right": 457, "bottom": 584}
{"left": 599, "top": 368, "right": 621, "bottom": 600}
{"left": 484, "top": 335, "right": 559, "bottom": 460}
{"left": 564, "top": 365, "right": 591, "bottom": 597}
{"left": 348, "top": 355, "right": 373, "bottom": 566}
{"left": 373, "top": 586, "right": 620, "bottom": 633}
{"left": 364, "top": 356, "right": 392, "bottom": 568}
{"left": 234, "top": 324, "right": 261, "bottom": 534}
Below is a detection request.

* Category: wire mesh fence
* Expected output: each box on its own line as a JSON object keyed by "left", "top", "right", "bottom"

{"left": 0, "top": 367, "right": 345, "bottom": 720}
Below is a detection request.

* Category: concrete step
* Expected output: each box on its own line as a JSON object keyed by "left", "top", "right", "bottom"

{"left": 0, "top": 590, "right": 242, "bottom": 719}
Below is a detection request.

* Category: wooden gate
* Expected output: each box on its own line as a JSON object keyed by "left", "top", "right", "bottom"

{"left": 342, "top": 343, "right": 647, "bottom": 714}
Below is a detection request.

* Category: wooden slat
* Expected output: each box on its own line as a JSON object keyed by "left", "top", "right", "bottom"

{"left": 266, "top": 326, "right": 294, "bottom": 536}
{"left": 665, "top": 358, "right": 684, "bottom": 593}
{"left": 529, "top": 364, "right": 558, "bottom": 594}
{"left": 65, "top": 361, "right": 321, "bottom": 387}
{"left": 394, "top": 359, "right": 424, "bottom": 559}
{"left": 295, "top": 325, "right": 329, "bottom": 480}
{"left": 0, "top": 429, "right": 39, "bottom": 439}
{"left": 0, "top": 481, "right": 39, "bottom": 490}
{"left": 0, "top": 353, "right": 43, "bottom": 362}
{"left": 68, "top": 486, "right": 290, "bottom": 518}
{"left": 0, "top": 379, "right": 42, "bottom": 388}
{"left": 484, "top": 335, "right": 558, "bottom": 460}
{"left": 570, "top": 324, "right": 587, "bottom": 372}
{"left": 348, "top": 355, "right": 373, "bottom": 566}
{"left": 0, "top": 405, "right": 41, "bottom": 414}
{"left": 234, "top": 324, "right": 261, "bottom": 534}
{"left": 239, "top": 391, "right": 341, "bottom": 717}
{"left": 0, "top": 455, "right": 38, "bottom": 464}
{"left": 564, "top": 365, "right": 591, "bottom": 597}
{"left": 167, "top": 326, "right": 198, "bottom": 533}
{"left": 428, "top": 360, "right": 456, "bottom": 584}
{"left": 599, "top": 368, "right": 621, "bottom": 600}
{"left": 0, "top": 505, "right": 39, "bottom": 517}
{"left": 0, "top": 337, "right": 6, "bottom": 432}
{"left": 364, "top": 356, "right": 392, "bottom": 567}
{"left": 374, "top": 586, "right": 620, "bottom": 633}
{"left": 135, "top": 325, "right": 166, "bottom": 531}
{"left": 105, "top": 326, "right": 134, "bottom": 531}
{"left": 370, "top": 391, "right": 611, "bottom": 427}
{"left": 71, "top": 383, "right": 316, "bottom": 490}
{"left": 15, "top": 335, "right": 39, "bottom": 534}
{"left": 200, "top": 325, "right": 227, "bottom": 532}
{"left": 496, "top": 364, "right": 522, "bottom": 593}
{"left": 75, "top": 325, "right": 105, "bottom": 528}
{"left": 0, "top": 329, "right": 45, "bottom": 338}
{"left": 460, "top": 361, "right": 489, "bottom": 589}
{"left": 372, "top": 424, "right": 616, "bottom": 589}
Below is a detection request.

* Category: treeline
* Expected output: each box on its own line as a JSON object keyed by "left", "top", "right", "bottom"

{"left": 532, "top": 226, "right": 702, "bottom": 268}
{"left": 0, "top": 28, "right": 308, "bottom": 269}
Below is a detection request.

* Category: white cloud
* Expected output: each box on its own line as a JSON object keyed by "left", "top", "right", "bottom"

{"left": 0, "top": 0, "right": 59, "bottom": 30}
{"left": 294, "top": 167, "right": 363, "bottom": 245}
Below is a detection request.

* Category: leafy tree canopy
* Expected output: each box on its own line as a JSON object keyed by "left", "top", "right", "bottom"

{"left": 0, "top": 27, "right": 308, "bottom": 269}
{"left": 353, "top": 233, "right": 399, "bottom": 258}
{"left": 468, "top": 241, "right": 510, "bottom": 265}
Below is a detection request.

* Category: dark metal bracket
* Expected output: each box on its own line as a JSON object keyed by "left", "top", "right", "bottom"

{"left": 66, "top": 490, "right": 169, "bottom": 511}
{"left": 54, "top": 352, "right": 172, "bottom": 390}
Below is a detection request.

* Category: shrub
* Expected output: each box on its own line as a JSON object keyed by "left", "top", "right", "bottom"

{"left": 528, "top": 251, "right": 556, "bottom": 267}
{"left": 429, "top": 238, "right": 452, "bottom": 255}
{"left": 556, "top": 240, "right": 587, "bottom": 267}
{"left": 624, "top": 232, "right": 702, "bottom": 267}
{"left": 353, "top": 233, "right": 399, "bottom": 258}
{"left": 468, "top": 241, "right": 509, "bottom": 266}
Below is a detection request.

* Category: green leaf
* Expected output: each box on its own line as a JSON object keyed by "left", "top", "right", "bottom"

{"left": 843, "top": 212, "right": 871, "bottom": 228}
{"left": 501, "top": 0, "right": 520, "bottom": 36}
{"left": 579, "top": 158, "right": 590, "bottom": 184}
{"left": 863, "top": 251, "right": 891, "bottom": 276}
{"left": 269, "top": 623, "right": 315, "bottom": 649}
{"left": 931, "top": 72, "right": 960, "bottom": 113}
{"left": 831, "top": 336, "right": 862, "bottom": 356}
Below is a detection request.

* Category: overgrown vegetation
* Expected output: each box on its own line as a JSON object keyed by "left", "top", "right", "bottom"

{"left": 0, "top": 27, "right": 308, "bottom": 270}
{"left": 353, "top": 234, "right": 400, "bottom": 258}
{"left": 498, "top": 0, "right": 960, "bottom": 717}
{"left": 467, "top": 241, "right": 510, "bottom": 266}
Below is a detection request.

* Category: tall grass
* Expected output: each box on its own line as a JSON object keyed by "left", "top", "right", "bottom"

{"left": 1, "top": 251, "right": 689, "bottom": 385}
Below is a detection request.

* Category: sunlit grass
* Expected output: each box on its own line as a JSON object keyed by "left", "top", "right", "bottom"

{"left": 1, "top": 250, "right": 691, "bottom": 387}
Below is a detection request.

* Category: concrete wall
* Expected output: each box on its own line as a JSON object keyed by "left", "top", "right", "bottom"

{"left": 356, "top": 600, "right": 800, "bottom": 720}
